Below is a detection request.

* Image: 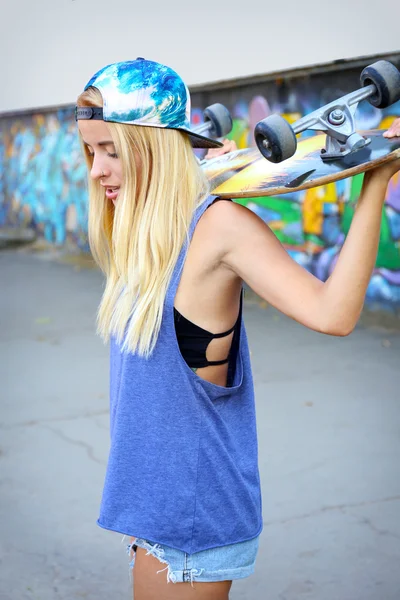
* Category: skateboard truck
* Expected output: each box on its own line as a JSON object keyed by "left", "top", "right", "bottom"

{"left": 254, "top": 60, "right": 400, "bottom": 163}
{"left": 287, "top": 86, "right": 376, "bottom": 160}
{"left": 192, "top": 103, "right": 233, "bottom": 140}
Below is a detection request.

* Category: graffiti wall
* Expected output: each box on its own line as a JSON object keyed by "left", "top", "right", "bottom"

{"left": 1, "top": 56, "right": 400, "bottom": 309}
{"left": 0, "top": 108, "right": 89, "bottom": 249}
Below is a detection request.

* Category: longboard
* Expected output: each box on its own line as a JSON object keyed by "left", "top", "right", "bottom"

{"left": 201, "top": 130, "right": 400, "bottom": 198}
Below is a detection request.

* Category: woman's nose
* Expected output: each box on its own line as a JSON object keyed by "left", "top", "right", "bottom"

{"left": 90, "top": 156, "right": 106, "bottom": 181}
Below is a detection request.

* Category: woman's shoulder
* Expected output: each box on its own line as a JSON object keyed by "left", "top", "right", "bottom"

{"left": 202, "top": 196, "right": 249, "bottom": 220}
{"left": 193, "top": 198, "right": 265, "bottom": 265}
{"left": 199, "top": 198, "right": 262, "bottom": 239}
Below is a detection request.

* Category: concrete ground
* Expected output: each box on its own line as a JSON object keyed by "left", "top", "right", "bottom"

{"left": 1, "top": 248, "right": 400, "bottom": 600}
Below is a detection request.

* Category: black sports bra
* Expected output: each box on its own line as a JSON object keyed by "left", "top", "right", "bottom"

{"left": 174, "top": 308, "right": 239, "bottom": 369}
{"left": 174, "top": 197, "right": 240, "bottom": 371}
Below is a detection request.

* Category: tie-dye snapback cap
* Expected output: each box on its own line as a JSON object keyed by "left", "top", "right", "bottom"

{"left": 75, "top": 58, "right": 223, "bottom": 149}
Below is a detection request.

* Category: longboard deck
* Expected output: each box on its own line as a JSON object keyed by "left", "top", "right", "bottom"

{"left": 202, "top": 130, "right": 400, "bottom": 198}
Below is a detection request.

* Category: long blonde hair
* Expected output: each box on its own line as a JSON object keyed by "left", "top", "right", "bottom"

{"left": 77, "top": 87, "right": 210, "bottom": 356}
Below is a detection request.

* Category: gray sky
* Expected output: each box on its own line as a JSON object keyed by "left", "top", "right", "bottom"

{"left": 2, "top": 0, "right": 400, "bottom": 112}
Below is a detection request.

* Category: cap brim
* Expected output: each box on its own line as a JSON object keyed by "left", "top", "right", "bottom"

{"left": 179, "top": 128, "right": 224, "bottom": 149}
{"left": 75, "top": 105, "right": 223, "bottom": 148}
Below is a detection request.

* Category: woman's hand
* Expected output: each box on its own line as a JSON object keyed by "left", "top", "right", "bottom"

{"left": 366, "top": 156, "right": 400, "bottom": 185}
{"left": 204, "top": 138, "right": 237, "bottom": 160}
{"left": 368, "top": 119, "right": 400, "bottom": 183}
{"left": 383, "top": 117, "right": 400, "bottom": 139}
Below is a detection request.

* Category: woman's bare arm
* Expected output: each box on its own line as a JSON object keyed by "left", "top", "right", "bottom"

{"left": 212, "top": 122, "right": 400, "bottom": 336}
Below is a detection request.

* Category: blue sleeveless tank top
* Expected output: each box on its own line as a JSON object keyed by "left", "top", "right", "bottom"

{"left": 97, "top": 195, "right": 263, "bottom": 554}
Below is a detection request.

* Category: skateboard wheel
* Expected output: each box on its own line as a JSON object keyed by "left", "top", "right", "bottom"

{"left": 254, "top": 115, "right": 297, "bottom": 163}
{"left": 361, "top": 60, "right": 400, "bottom": 109}
{"left": 203, "top": 103, "right": 233, "bottom": 138}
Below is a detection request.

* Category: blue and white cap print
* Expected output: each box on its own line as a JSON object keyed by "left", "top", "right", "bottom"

{"left": 76, "top": 58, "right": 222, "bottom": 149}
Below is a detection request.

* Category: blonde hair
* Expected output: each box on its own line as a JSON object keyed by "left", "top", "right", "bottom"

{"left": 77, "top": 87, "right": 210, "bottom": 356}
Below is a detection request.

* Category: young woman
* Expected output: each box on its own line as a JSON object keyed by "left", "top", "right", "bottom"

{"left": 76, "top": 58, "right": 400, "bottom": 600}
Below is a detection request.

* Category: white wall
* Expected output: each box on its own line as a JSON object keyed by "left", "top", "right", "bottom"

{"left": 2, "top": 0, "right": 399, "bottom": 113}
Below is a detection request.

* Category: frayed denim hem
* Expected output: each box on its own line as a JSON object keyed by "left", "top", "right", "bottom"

{"left": 121, "top": 533, "right": 259, "bottom": 584}
{"left": 123, "top": 536, "right": 204, "bottom": 586}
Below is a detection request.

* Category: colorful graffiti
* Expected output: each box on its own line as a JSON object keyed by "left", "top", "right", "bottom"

{"left": 0, "top": 109, "right": 89, "bottom": 249}
{"left": 1, "top": 61, "right": 400, "bottom": 309}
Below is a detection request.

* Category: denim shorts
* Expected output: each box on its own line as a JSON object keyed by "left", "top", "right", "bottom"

{"left": 125, "top": 535, "right": 260, "bottom": 583}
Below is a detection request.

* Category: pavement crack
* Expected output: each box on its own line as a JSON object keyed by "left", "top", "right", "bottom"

{"left": 0, "top": 408, "right": 109, "bottom": 430}
{"left": 93, "top": 417, "right": 109, "bottom": 432}
{"left": 264, "top": 495, "right": 400, "bottom": 527}
{"left": 347, "top": 513, "right": 400, "bottom": 541}
{"left": 42, "top": 424, "right": 106, "bottom": 466}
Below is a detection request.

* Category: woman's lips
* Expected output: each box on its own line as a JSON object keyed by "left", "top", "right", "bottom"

{"left": 105, "top": 187, "right": 120, "bottom": 200}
